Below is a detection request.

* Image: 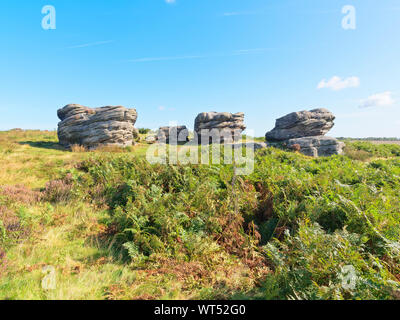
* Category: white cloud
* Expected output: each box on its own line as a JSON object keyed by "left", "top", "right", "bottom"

{"left": 359, "top": 91, "right": 395, "bottom": 108}
{"left": 317, "top": 76, "right": 360, "bottom": 91}
{"left": 165, "top": 0, "right": 175, "bottom": 4}
{"left": 158, "top": 106, "right": 177, "bottom": 111}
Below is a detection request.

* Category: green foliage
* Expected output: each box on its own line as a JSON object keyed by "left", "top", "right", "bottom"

{"left": 138, "top": 128, "right": 151, "bottom": 134}
{"left": 344, "top": 141, "right": 400, "bottom": 160}
{"left": 64, "top": 144, "right": 400, "bottom": 299}
{"left": 263, "top": 222, "right": 400, "bottom": 300}
{"left": 2, "top": 130, "right": 400, "bottom": 300}
{"left": 75, "top": 155, "right": 258, "bottom": 264}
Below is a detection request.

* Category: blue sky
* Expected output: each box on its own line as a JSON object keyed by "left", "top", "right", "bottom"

{"left": 0, "top": 0, "right": 399, "bottom": 137}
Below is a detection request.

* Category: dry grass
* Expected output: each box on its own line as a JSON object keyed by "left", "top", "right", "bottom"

{"left": 0, "top": 130, "right": 149, "bottom": 189}
{"left": 70, "top": 144, "right": 86, "bottom": 153}
{"left": 94, "top": 145, "right": 128, "bottom": 153}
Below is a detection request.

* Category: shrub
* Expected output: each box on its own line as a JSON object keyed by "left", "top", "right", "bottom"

{"left": 344, "top": 141, "right": 400, "bottom": 160}
{"left": 263, "top": 222, "right": 400, "bottom": 300}
{"left": 42, "top": 173, "right": 74, "bottom": 203}
{"left": 290, "top": 144, "right": 301, "bottom": 153}
{"left": 0, "top": 185, "right": 41, "bottom": 204}
{"left": 73, "top": 155, "right": 262, "bottom": 266}
{"left": 139, "top": 128, "right": 151, "bottom": 134}
{"left": 45, "top": 143, "right": 400, "bottom": 299}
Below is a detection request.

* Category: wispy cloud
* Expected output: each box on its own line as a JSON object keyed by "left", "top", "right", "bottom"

{"left": 158, "top": 105, "right": 176, "bottom": 111}
{"left": 67, "top": 40, "right": 114, "bottom": 49}
{"left": 317, "top": 76, "right": 360, "bottom": 91}
{"left": 127, "top": 48, "right": 273, "bottom": 63}
{"left": 234, "top": 48, "right": 273, "bottom": 54}
{"left": 300, "top": 9, "right": 340, "bottom": 15}
{"left": 165, "top": 0, "right": 176, "bottom": 4}
{"left": 336, "top": 111, "right": 376, "bottom": 119}
{"left": 359, "top": 91, "right": 395, "bottom": 108}
{"left": 222, "top": 11, "right": 258, "bottom": 16}
{"left": 129, "top": 55, "right": 205, "bottom": 63}
{"left": 223, "top": 8, "right": 338, "bottom": 17}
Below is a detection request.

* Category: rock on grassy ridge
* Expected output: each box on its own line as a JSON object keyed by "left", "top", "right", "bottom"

{"left": 57, "top": 104, "right": 138, "bottom": 149}
{"left": 194, "top": 112, "right": 246, "bottom": 143}
{"left": 286, "top": 136, "right": 345, "bottom": 157}
{"left": 265, "top": 108, "right": 335, "bottom": 141}
{"left": 266, "top": 108, "right": 344, "bottom": 157}
{"left": 157, "top": 126, "right": 189, "bottom": 144}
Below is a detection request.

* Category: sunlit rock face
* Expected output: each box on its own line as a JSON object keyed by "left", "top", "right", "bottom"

{"left": 265, "top": 108, "right": 335, "bottom": 141}
{"left": 285, "top": 136, "right": 345, "bottom": 157}
{"left": 194, "top": 112, "right": 246, "bottom": 144}
{"left": 265, "top": 108, "right": 344, "bottom": 157}
{"left": 157, "top": 126, "right": 189, "bottom": 144}
{"left": 57, "top": 104, "right": 138, "bottom": 149}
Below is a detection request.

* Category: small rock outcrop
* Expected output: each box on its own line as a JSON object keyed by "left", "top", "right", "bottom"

{"left": 157, "top": 126, "right": 189, "bottom": 144}
{"left": 145, "top": 135, "right": 157, "bottom": 144}
{"left": 265, "top": 108, "right": 344, "bottom": 157}
{"left": 194, "top": 112, "right": 246, "bottom": 143}
{"left": 286, "top": 136, "right": 345, "bottom": 157}
{"left": 57, "top": 104, "right": 138, "bottom": 149}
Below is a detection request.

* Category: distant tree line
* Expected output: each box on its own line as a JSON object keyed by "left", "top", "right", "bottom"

{"left": 337, "top": 137, "right": 400, "bottom": 141}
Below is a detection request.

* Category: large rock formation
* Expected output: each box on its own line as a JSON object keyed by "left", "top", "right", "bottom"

{"left": 265, "top": 108, "right": 344, "bottom": 157}
{"left": 157, "top": 126, "right": 189, "bottom": 144}
{"left": 265, "top": 108, "right": 335, "bottom": 141}
{"left": 57, "top": 104, "right": 138, "bottom": 149}
{"left": 194, "top": 112, "right": 246, "bottom": 143}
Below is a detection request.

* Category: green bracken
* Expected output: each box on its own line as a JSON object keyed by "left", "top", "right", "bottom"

{"left": 1, "top": 130, "right": 400, "bottom": 300}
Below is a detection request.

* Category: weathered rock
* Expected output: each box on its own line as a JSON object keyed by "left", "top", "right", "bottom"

{"left": 286, "top": 136, "right": 345, "bottom": 157}
{"left": 57, "top": 104, "right": 138, "bottom": 149}
{"left": 194, "top": 112, "right": 246, "bottom": 143}
{"left": 157, "top": 126, "right": 189, "bottom": 144}
{"left": 265, "top": 108, "right": 344, "bottom": 157}
{"left": 145, "top": 136, "right": 157, "bottom": 144}
{"left": 265, "top": 108, "right": 335, "bottom": 141}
